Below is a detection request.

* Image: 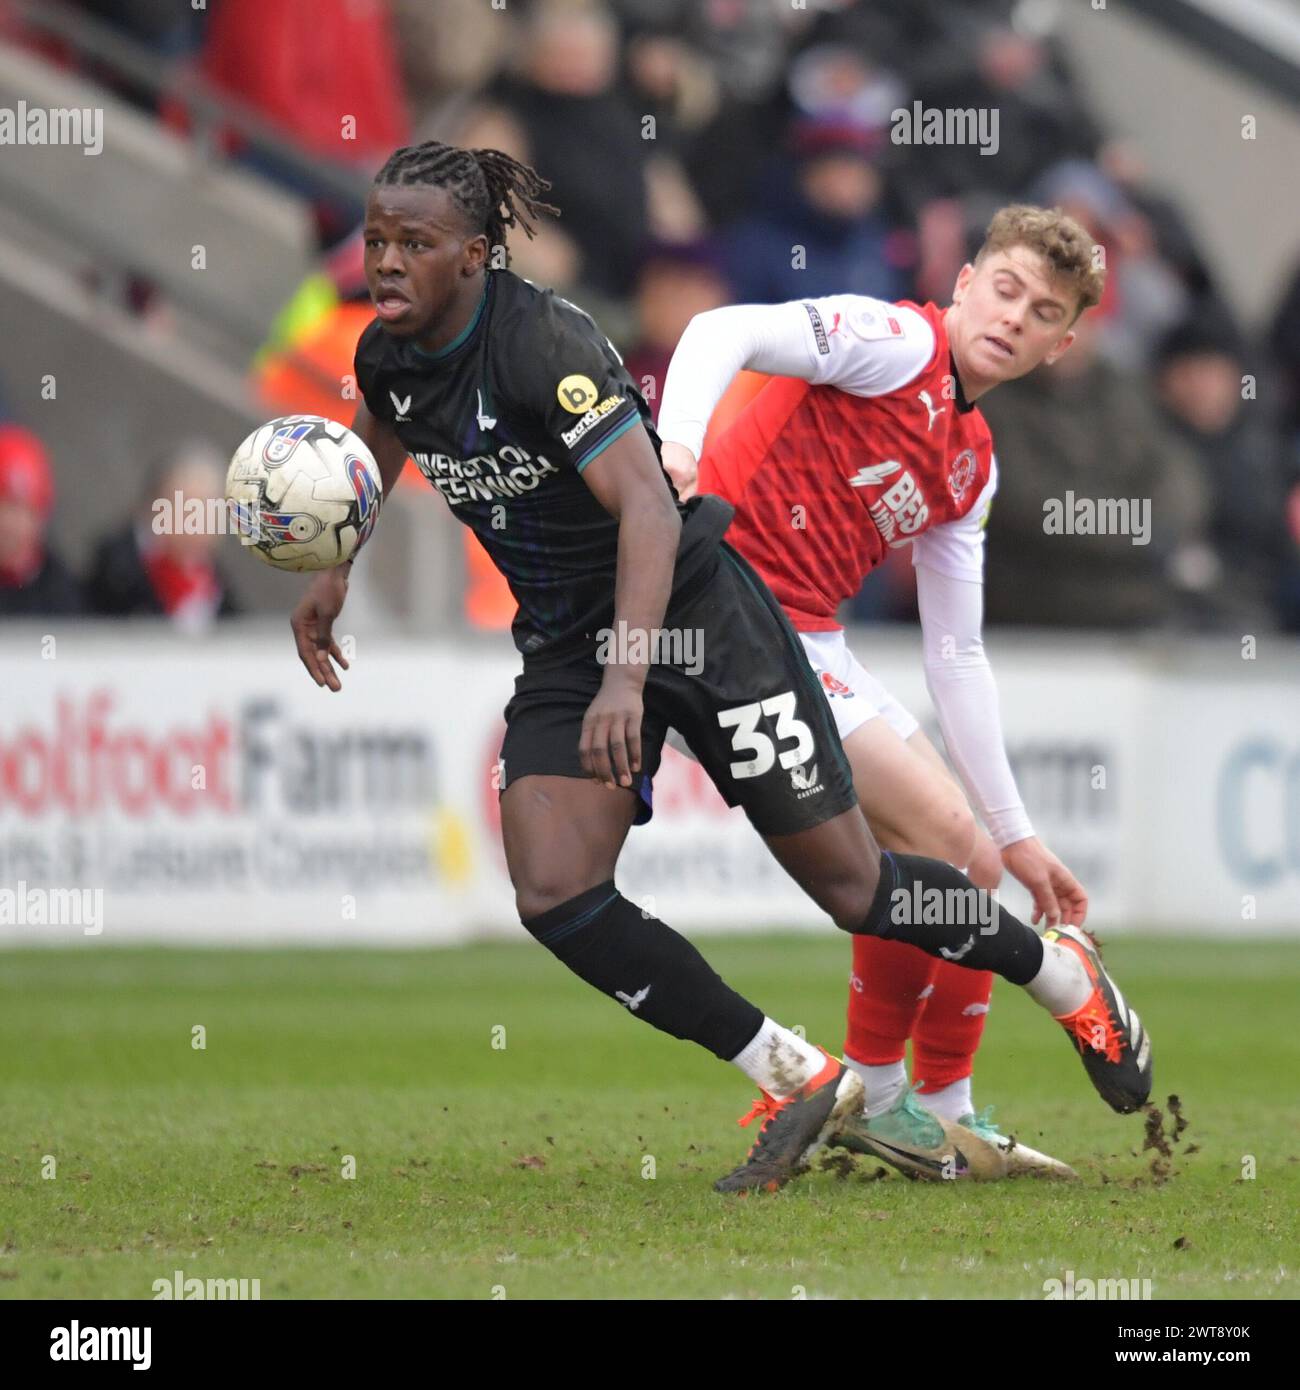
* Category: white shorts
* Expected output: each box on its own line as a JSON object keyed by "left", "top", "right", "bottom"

{"left": 665, "top": 626, "right": 918, "bottom": 762}
{"left": 797, "top": 628, "right": 919, "bottom": 744}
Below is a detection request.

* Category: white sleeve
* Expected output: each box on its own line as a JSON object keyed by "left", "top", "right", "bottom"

{"left": 915, "top": 489, "right": 1033, "bottom": 848}
{"left": 657, "top": 295, "right": 935, "bottom": 460}
{"left": 910, "top": 457, "right": 998, "bottom": 581}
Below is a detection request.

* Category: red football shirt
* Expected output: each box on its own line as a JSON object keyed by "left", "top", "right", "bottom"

{"left": 698, "top": 299, "right": 995, "bottom": 630}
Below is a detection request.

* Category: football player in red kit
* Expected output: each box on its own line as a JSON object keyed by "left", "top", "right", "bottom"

{"left": 657, "top": 205, "right": 1103, "bottom": 1179}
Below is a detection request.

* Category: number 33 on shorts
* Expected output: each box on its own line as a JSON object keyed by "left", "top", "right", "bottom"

{"left": 717, "top": 691, "right": 815, "bottom": 779}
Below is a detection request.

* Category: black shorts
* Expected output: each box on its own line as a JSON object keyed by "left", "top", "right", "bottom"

{"left": 499, "top": 543, "right": 857, "bottom": 837}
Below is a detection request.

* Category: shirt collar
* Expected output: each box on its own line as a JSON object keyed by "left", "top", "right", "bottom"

{"left": 949, "top": 350, "right": 976, "bottom": 413}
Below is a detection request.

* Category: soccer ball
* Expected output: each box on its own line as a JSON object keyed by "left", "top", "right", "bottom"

{"left": 225, "top": 415, "right": 383, "bottom": 572}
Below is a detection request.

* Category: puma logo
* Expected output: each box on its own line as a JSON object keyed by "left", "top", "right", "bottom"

{"left": 615, "top": 985, "right": 651, "bottom": 1012}
{"left": 918, "top": 389, "right": 945, "bottom": 431}
{"left": 939, "top": 934, "right": 975, "bottom": 962}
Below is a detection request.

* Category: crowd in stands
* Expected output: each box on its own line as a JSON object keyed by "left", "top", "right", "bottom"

{"left": 0, "top": 424, "right": 241, "bottom": 626}
{"left": 2, "top": 0, "right": 1299, "bottom": 635}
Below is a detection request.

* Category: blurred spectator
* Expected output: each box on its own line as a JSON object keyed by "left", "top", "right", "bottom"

{"left": 253, "top": 230, "right": 376, "bottom": 420}
{"left": 979, "top": 313, "right": 1214, "bottom": 630}
{"left": 902, "top": 22, "right": 1101, "bottom": 202}
{"left": 71, "top": 0, "right": 206, "bottom": 70}
{"left": 447, "top": 102, "right": 585, "bottom": 291}
{"left": 86, "top": 443, "right": 241, "bottom": 630}
{"left": 622, "top": 22, "right": 721, "bottom": 163}
{"left": 1267, "top": 253, "right": 1300, "bottom": 438}
{"left": 622, "top": 242, "right": 731, "bottom": 421}
{"left": 617, "top": 0, "right": 807, "bottom": 105}
{"left": 787, "top": 41, "right": 906, "bottom": 134}
{"left": 0, "top": 427, "right": 83, "bottom": 618}
{"left": 722, "top": 118, "right": 911, "bottom": 304}
{"left": 1029, "top": 160, "right": 1191, "bottom": 371}
{"left": 199, "top": 0, "right": 407, "bottom": 164}
{"left": 491, "top": 0, "right": 702, "bottom": 298}
{"left": 1153, "top": 317, "right": 1296, "bottom": 630}
{"left": 193, "top": 0, "right": 408, "bottom": 244}
{"left": 391, "top": 0, "right": 513, "bottom": 127}
{"left": 1099, "top": 139, "right": 1227, "bottom": 320}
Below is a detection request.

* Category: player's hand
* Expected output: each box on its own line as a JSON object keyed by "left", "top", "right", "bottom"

{"left": 660, "top": 442, "right": 698, "bottom": 501}
{"left": 290, "top": 564, "right": 351, "bottom": 692}
{"left": 579, "top": 672, "right": 644, "bottom": 790}
{"left": 1001, "top": 836, "right": 1088, "bottom": 928}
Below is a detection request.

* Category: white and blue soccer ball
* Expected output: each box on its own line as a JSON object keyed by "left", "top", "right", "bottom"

{"left": 225, "top": 415, "right": 383, "bottom": 572}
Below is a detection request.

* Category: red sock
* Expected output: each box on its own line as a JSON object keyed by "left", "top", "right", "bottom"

{"left": 912, "top": 959, "right": 994, "bottom": 1092}
{"left": 845, "top": 935, "right": 939, "bottom": 1065}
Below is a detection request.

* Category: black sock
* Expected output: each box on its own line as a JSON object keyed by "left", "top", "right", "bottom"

{"left": 856, "top": 852, "right": 1044, "bottom": 986}
{"left": 521, "top": 881, "right": 764, "bottom": 1060}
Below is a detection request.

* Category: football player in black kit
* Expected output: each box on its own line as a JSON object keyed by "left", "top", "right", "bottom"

{"left": 289, "top": 141, "right": 1151, "bottom": 1193}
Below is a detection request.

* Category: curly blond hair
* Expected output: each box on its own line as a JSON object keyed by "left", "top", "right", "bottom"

{"left": 977, "top": 204, "right": 1105, "bottom": 318}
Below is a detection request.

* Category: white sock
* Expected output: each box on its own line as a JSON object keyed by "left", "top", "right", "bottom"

{"left": 1024, "top": 938, "right": 1091, "bottom": 1016}
{"left": 730, "top": 1018, "right": 828, "bottom": 1099}
{"left": 919, "top": 1075, "right": 972, "bottom": 1122}
{"left": 843, "top": 1056, "right": 908, "bottom": 1117}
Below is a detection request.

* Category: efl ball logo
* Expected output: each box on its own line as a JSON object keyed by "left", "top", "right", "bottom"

{"left": 262, "top": 420, "right": 315, "bottom": 467}
{"left": 347, "top": 453, "right": 380, "bottom": 551}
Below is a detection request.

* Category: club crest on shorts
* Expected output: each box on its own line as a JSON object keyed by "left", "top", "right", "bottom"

{"left": 817, "top": 669, "right": 854, "bottom": 699}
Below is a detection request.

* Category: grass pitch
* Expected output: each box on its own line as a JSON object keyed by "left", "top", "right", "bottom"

{"left": 1, "top": 935, "right": 1296, "bottom": 1300}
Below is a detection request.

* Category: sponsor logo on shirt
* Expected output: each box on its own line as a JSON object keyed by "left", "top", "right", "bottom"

{"left": 389, "top": 391, "right": 412, "bottom": 422}
{"left": 410, "top": 445, "right": 560, "bottom": 506}
{"left": 556, "top": 374, "right": 599, "bottom": 413}
{"left": 848, "top": 460, "right": 902, "bottom": 488}
{"left": 560, "top": 394, "right": 626, "bottom": 449}
{"left": 860, "top": 466, "right": 930, "bottom": 547}
{"left": 804, "top": 303, "right": 831, "bottom": 355}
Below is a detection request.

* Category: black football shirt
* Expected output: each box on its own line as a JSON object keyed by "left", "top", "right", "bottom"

{"left": 354, "top": 270, "right": 731, "bottom": 659}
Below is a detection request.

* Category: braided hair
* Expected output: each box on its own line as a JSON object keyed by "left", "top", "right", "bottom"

{"left": 372, "top": 142, "right": 559, "bottom": 265}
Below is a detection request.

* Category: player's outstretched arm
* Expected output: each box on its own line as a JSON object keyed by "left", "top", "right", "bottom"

{"left": 289, "top": 402, "right": 409, "bottom": 692}
{"left": 659, "top": 296, "right": 932, "bottom": 497}
{"left": 576, "top": 426, "right": 681, "bottom": 790}
{"left": 914, "top": 554, "right": 1088, "bottom": 926}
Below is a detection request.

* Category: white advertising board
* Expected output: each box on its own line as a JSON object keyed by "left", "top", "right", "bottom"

{"left": 1, "top": 625, "right": 1295, "bottom": 943}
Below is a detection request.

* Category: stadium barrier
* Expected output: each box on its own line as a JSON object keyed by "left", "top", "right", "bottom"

{"left": 1, "top": 623, "right": 1296, "bottom": 943}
